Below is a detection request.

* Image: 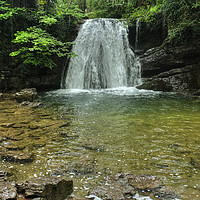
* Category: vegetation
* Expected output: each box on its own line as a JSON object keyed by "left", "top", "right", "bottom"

{"left": 0, "top": 0, "right": 199, "bottom": 69}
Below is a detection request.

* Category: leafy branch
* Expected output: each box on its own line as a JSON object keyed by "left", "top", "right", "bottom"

{"left": 10, "top": 26, "right": 75, "bottom": 68}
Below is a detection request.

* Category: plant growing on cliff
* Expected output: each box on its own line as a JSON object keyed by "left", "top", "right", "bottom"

{"left": 10, "top": 26, "right": 75, "bottom": 68}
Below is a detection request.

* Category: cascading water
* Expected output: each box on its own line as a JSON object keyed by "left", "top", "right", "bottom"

{"left": 64, "top": 18, "right": 142, "bottom": 89}
{"left": 135, "top": 18, "right": 141, "bottom": 50}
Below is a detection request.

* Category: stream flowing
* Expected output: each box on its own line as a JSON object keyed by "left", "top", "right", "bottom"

{"left": 38, "top": 87, "right": 200, "bottom": 199}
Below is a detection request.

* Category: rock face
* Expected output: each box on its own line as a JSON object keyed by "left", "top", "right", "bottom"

{"left": 137, "top": 43, "right": 200, "bottom": 93}
{"left": 128, "top": 14, "right": 168, "bottom": 53}
{"left": 128, "top": 16, "right": 200, "bottom": 94}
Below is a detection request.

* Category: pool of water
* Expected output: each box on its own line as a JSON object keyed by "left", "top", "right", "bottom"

{"left": 39, "top": 87, "right": 200, "bottom": 199}
{"left": 1, "top": 87, "right": 199, "bottom": 199}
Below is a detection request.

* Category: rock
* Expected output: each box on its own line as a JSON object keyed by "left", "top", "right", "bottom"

{"left": 1, "top": 151, "right": 34, "bottom": 163}
{"left": 127, "top": 174, "right": 163, "bottom": 192}
{"left": 153, "top": 187, "right": 179, "bottom": 200}
{"left": 16, "top": 177, "right": 73, "bottom": 200}
{"left": 89, "top": 173, "right": 171, "bottom": 200}
{"left": 14, "top": 88, "right": 37, "bottom": 103}
{"left": 0, "top": 93, "right": 3, "bottom": 101}
{"left": 90, "top": 184, "right": 136, "bottom": 200}
{"left": 67, "top": 155, "right": 96, "bottom": 175}
{"left": 3, "top": 143, "right": 26, "bottom": 151}
{"left": 0, "top": 168, "right": 14, "bottom": 182}
{"left": 138, "top": 43, "right": 200, "bottom": 93}
{"left": 0, "top": 181, "right": 17, "bottom": 200}
{"left": 19, "top": 101, "right": 42, "bottom": 108}
{"left": 0, "top": 123, "right": 15, "bottom": 128}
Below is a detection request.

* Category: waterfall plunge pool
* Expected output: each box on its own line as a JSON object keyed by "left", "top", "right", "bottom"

{"left": 37, "top": 87, "right": 200, "bottom": 199}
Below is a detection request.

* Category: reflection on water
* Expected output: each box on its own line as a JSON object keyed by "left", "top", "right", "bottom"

{"left": 2, "top": 87, "right": 200, "bottom": 199}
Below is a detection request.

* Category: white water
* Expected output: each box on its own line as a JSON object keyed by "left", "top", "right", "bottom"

{"left": 64, "top": 18, "right": 142, "bottom": 89}
{"left": 135, "top": 18, "right": 141, "bottom": 50}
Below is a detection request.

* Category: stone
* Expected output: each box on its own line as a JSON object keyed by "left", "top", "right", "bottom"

{"left": 0, "top": 93, "right": 3, "bottom": 101}
{"left": 19, "top": 101, "right": 42, "bottom": 108}
{"left": 0, "top": 123, "right": 15, "bottom": 128}
{"left": 0, "top": 181, "right": 17, "bottom": 200}
{"left": 0, "top": 168, "right": 14, "bottom": 182}
{"left": 153, "top": 187, "right": 179, "bottom": 200}
{"left": 1, "top": 151, "right": 34, "bottom": 163}
{"left": 90, "top": 184, "right": 136, "bottom": 200}
{"left": 127, "top": 174, "right": 163, "bottom": 192}
{"left": 89, "top": 173, "right": 170, "bottom": 200}
{"left": 16, "top": 177, "right": 73, "bottom": 200}
{"left": 3, "top": 143, "right": 26, "bottom": 151}
{"left": 67, "top": 155, "right": 96, "bottom": 175}
{"left": 14, "top": 88, "right": 37, "bottom": 103}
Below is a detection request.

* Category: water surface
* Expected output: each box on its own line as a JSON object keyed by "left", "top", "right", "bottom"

{"left": 40, "top": 87, "right": 200, "bottom": 199}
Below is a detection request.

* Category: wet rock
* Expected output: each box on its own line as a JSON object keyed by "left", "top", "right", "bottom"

{"left": 14, "top": 88, "right": 37, "bottom": 103}
{"left": 0, "top": 181, "right": 17, "bottom": 200}
{"left": 80, "top": 141, "right": 104, "bottom": 152}
{"left": 67, "top": 155, "right": 96, "bottom": 175}
{"left": 0, "top": 123, "right": 15, "bottom": 128}
{"left": 19, "top": 101, "right": 42, "bottom": 108}
{"left": 89, "top": 173, "right": 171, "bottom": 200}
{"left": 16, "top": 177, "right": 73, "bottom": 200}
{"left": 59, "top": 122, "right": 71, "bottom": 128}
{"left": 3, "top": 142, "right": 26, "bottom": 151}
{"left": 1, "top": 151, "right": 34, "bottom": 163}
{"left": 90, "top": 184, "right": 136, "bottom": 200}
{"left": 127, "top": 174, "right": 163, "bottom": 192}
{"left": 0, "top": 168, "right": 14, "bottom": 182}
{"left": 0, "top": 93, "right": 3, "bottom": 101}
{"left": 153, "top": 187, "right": 179, "bottom": 200}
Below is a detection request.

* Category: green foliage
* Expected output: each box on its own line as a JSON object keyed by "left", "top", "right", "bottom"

{"left": 167, "top": 19, "right": 200, "bottom": 45}
{"left": 39, "top": 15, "right": 58, "bottom": 26}
{"left": 10, "top": 26, "right": 75, "bottom": 68}
{"left": 0, "top": 0, "right": 25, "bottom": 20}
{"left": 53, "top": 0, "right": 85, "bottom": 19}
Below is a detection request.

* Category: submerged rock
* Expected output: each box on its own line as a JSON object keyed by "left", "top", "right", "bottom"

{"left": 16, "top": 177, "right": 73, "bottom": 200}
{"left": 19, "top": 101, "right": 42, "bottom": 108}
{"left": 0, "top": 181, "right": 17, "bottom": 200}
{"left": 89, "top": 173, "right": 177, "bottom": 200}
{"left": 67, "top": 155, "right": 96, "bottom": 175}
{"left": 0, "top": 168, "right": 16, "bottom": 200}
{"left": 1, "top": 151, "right": 34, "bottom": 163}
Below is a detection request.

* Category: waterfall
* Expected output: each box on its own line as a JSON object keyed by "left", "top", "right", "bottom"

{"left": 135, "top": 18, "right": 140, "bottom": 50}
{"left": 64, "top": 18, "right": 142, "bottom": 89}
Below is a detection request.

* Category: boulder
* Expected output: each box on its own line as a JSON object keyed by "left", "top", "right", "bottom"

{"left": 14, "top": 88, "right": 37, "bottom": 103}
{"left": 16, "top": 177, "right": 73, "bottom": 200}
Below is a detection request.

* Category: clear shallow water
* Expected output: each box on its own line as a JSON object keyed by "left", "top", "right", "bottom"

{"left": 1, "top": 88, "right": 199, "bottom": 199}
{"left": 39, "top": 87, "right": 200, "bottom": 199}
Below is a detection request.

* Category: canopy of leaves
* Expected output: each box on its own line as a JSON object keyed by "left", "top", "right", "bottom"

{"left": 10, "top": 26, "right": 75, "bottom": 68}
